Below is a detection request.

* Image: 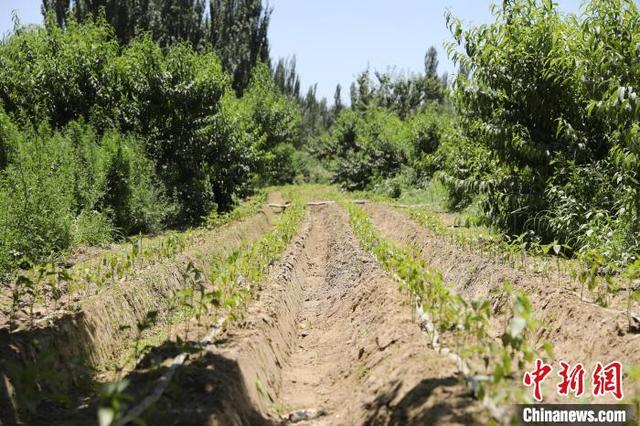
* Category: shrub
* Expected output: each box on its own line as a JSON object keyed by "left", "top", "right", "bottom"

{"left": 0, "top": 19, "right": 267, "bottom": 224}
{"left": 100, "top": 132, "right": 172, "bottom": 235}
{"left": 110, "top": 37, "right": 245, "bottom": 219}
{"left": 446, "top": 0, "right": 579, "bottom": 235}
{"left": 293, "top": 149, "right": 331, "bottom": 184}
{"left": 410, "top": 112, "right": 441, "bottom": 158}
{"left": 0, "top": 124, "right": 77, "bottom": 272}
{"left": 103, "top": 142, "right": 132, "bottom": 232}
{"left": 408, "top": 108, "right": 458, "bottom": 184}
{"left": 446, "top": 0, "right": 640, "bottom": 265}
{"left": 260, "top": 143, "right": 302, "bottom": 185}
{"left": 238, "top": 63, "right": 301, "bottom": 186}
{"left": 0, "top": 17, "right": 120, "bottom": 128}
{"left": 0, "top": 114, "right": 170, "bottom": 274}
{"left": 71, "top": 210, "right": 114, "bottom": 247}
{"left": 328, "top": 109, "right": 410, "bottom": 191}
{"left": 0, "top": 112, "right": 19, "bottom": 170}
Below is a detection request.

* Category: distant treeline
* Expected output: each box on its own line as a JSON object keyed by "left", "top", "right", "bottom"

{"left": 41, "top": 0, "right": 269, "bottom": 94}
{"left": 318, "top": 0, "right": 640, "bottom": 269}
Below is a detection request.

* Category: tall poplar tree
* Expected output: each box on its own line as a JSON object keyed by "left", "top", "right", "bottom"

{"left": 41, "top": 0, "right": 271, "bottom": 94}
{"left": 424, "top": 46, "right": 439, "bottom": 77}
{"left": 333, "top": 84, "right": 343, "bottom": 116}
{"left": 206, "top": 0, "right": 271, "bottom": 94}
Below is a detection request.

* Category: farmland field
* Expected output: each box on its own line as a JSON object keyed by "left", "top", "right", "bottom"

{"left": 2, "top": 0, "right": 640, "bottom": 425}
{"left": 2, "top": 187, "right": 639, "bottom": 424}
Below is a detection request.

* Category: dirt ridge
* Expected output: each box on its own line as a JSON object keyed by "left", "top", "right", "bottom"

{"left": 364, "top": 203, "right": 640, "bottom": 400}
{"left": 0, "top": 208, "right": 276, "bottom": 423}
{"left": 141, "top": 203, "right": 485, "bottom": 425}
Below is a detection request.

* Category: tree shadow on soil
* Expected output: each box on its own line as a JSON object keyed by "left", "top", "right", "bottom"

{"left": 130, "top": 341, "right": 274, "bottom": 426}
{"left": 0, "top": 319, "right": 274, "bottom": 426}
{"left": 0, "top": 311, "right": 98, "bottom": 426}
{"left": 363, "top": 376, "right": 479, "bottom": 426}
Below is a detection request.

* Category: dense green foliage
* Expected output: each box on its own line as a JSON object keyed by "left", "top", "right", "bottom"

{"left": 443, "top": 0, "right": 640, "bottom": 265}
{"left": 325, "top": 108, "right": 410, "bottom": 191}
{"left": 314, "top": 48, "right": 449, "bottom": 195}
{"left": 41, "top": 0, "right": 270, "bottom": 95}
{"left": 0, "top": 16, "right": 299, "bottom": 274}
{"left": 313, "top": 0, "right": 640, "bottom": 268}
{"left": 237, "top": 63, "right": 302, "bottom": 185}
{"left": 270, "top": 55, "right": 340, "bottom": 184}
{"left": 43, "top": 0, "right": 207, "bottom": 47}
{"left": 11, "top": 0, "right": 640, "bottom": 271}
{"left": 0, "top": 117, "right": 170, "bottom": 273}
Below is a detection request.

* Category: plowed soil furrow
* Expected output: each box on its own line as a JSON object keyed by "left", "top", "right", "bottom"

{"left": 275, "top": 204, "right": 483, "bottom": 425}
{"left": 0, "top": 205, "right": 278, "bottom": 424}
{"left": 363, "top": 203, "right": 640, "bottom": 394}
{"left": 138, "top": 203, "right": 485, "bottom": 425}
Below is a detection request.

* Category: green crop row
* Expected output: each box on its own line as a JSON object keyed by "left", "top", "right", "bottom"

{"left": 399, "top": 205, "right": 640, "bottom": 319}
{"left": 7, "top": 191, "right": 267, "bottom": 332}
{"left": 207, "top": 192, "right": 305, "bottom": 317}
{"left": 99, "top": 192, "right": 306, "bottom": 425}
{"left": 346, "top": 202, "right": 550, "bottom": 421}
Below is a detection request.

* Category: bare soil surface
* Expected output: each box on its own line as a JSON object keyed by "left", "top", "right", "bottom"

{"left": 21, "top": 194, "right": 625, "bottom": 423}
{"left": 136, "top": 203, "right": 485, "bottom": 425}
{"left": 0, "top": 205, "right": 278, "bottom": 424}
{"left": 364, "top": 203, "right": 640, "bottom": 399}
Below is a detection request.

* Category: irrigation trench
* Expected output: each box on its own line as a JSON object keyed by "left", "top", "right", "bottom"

{"left": 135, "top": 203, "right": 485, "bottom": 425}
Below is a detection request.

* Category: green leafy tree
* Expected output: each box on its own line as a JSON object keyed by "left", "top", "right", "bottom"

{"left": 0, "top": 19, "right": 259, "bottom": 225}
{"left": 42, "top": 0, "right": 206, "bottom": 46}
{"left": 444, "top": 0, "right": 640, "bottom": 265}
{"left": 328, "top": 108, "right": 410, "bottom": 191}
{"left": 41, "top": 0, "right": 270, "bottom": 94}
{"left": 207, "top": 0, "right": 271, "bottom": 94}
{"left": 238, "top": 63, "right": 301, "bottom": 184}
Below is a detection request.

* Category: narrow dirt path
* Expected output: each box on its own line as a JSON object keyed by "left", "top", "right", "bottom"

{"left": 276, "top": 204, "right": 484, "bottom": 424}
{"left": 135, "top": 203, "right": 485, "bottom": 425}
{"left": 278, "top": 209, "right": 332, "bottom": 413}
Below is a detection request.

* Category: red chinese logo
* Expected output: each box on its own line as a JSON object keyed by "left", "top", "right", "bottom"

{"left": 523, "top": 359, "right": 553, "bottom": 402}
{"left": 557, "top": 361, "right": 585, "bottom": 397}
{"left": 592, "top": 361, "right": 623, "bottom": 400}
{"left": 523, "top": 360, "right": 623, "bottom": 401}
